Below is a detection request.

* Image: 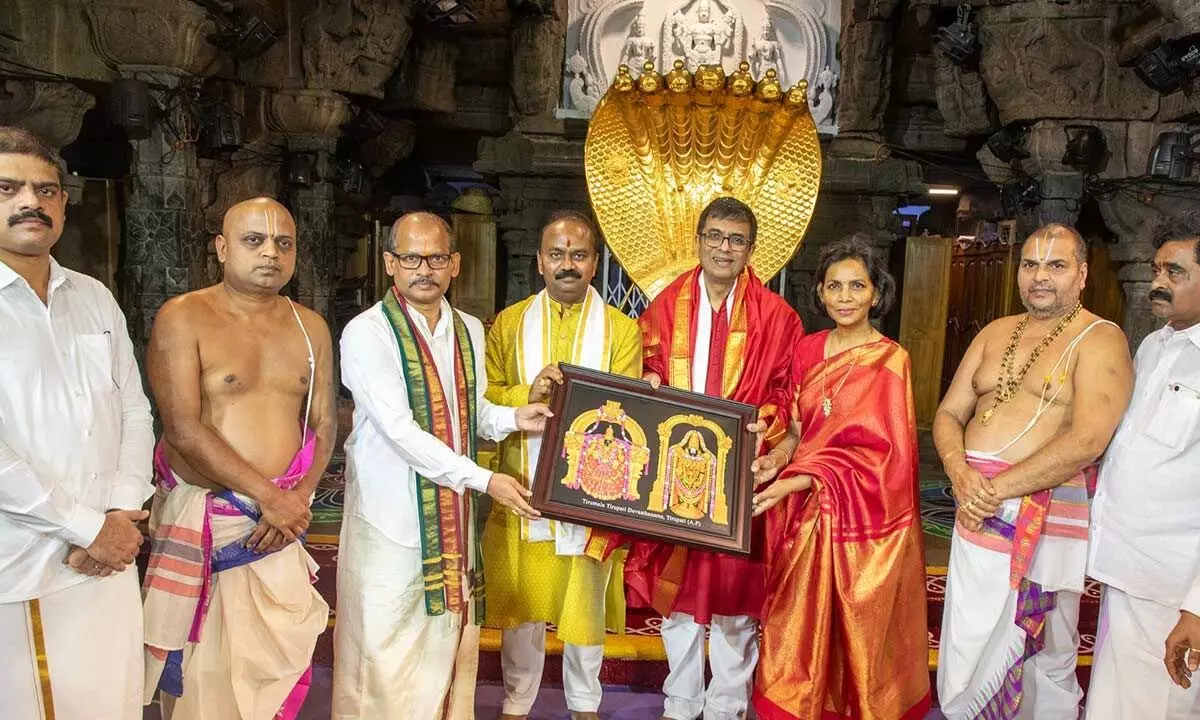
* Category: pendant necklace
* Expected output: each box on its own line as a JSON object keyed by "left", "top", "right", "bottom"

{"left": 821, "top": 345, "right": 862, "bottom": 417}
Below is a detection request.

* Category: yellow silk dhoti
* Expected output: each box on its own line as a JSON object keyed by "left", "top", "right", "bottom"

{"left": 0, "top": 570, "right": 143, "bottom": 720}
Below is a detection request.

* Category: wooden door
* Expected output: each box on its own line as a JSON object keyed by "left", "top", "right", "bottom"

{"left": 899, "top": 236, "right": 954, "bottom": 428}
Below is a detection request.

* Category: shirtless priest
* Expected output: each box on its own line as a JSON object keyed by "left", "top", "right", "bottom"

{"left": 142, "top": 197, "right": 334, "bottom": 720}
{"left": 934, "top": 223, "right": 1133, "bottom": 719}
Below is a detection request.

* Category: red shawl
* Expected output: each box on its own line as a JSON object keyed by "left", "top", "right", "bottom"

{"left": 589, "top": 266, "right": 802, "bottom": 622}
{"left": 753, "top": 331, "right": 930, "bottom": 720}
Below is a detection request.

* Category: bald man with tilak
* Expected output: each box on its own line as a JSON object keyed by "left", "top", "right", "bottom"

{"left": 141, "top": 197, "right": 334, "bottom": 720}
{"left": 934, "top": 223, "right": 1134, "bottom": 719}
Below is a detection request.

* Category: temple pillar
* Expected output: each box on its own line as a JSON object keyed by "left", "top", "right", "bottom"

{"left": 86, "top": 0, "right": 218, "bottom": 352}
{"left": 265, "top": 89, "right": 352, "bottom": 321}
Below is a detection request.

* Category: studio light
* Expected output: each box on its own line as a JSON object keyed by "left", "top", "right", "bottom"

{"left": 987, "top": 125, "right": 1030, "bottom": 164}
{"left": 193, "top": 1, "right": 279, "bottom": 61}
{"left": 1147, "top": 131, "right": 1198, "bottom": 180}
{"left": 935, "top": 2, "right": 978, "bottom": 66}
{"left": 1132, "top": 33, "right": 1200, "bottom": 94}
{"left": 198, "top": 101, "right": 244, "bottom": 157}
{"left": 1001, "top": 177, "right": 1040, "bottom": 216}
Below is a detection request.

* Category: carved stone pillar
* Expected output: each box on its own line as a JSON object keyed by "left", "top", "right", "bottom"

{"left": 265, "top": 89, "right": 352, "bottom": 321}
{"left": 834, "top": 0, "right": 900, "bottom": 138}
{"left": 0, "top": 80, "right": 96, "bottom": 151}
{"left": 1094, "top": 193, "right": 1197, "bottom": 348}
{"left": 86, "top": 0, "right": 219, "bottom": 352}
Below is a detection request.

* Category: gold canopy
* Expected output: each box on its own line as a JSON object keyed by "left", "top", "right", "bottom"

{"left": 584, "top": 60, "right": 823, "bottom": 300}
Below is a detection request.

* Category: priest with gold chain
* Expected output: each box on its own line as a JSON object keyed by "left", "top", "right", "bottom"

{"left": 483, "top": 210, "right": 642, "bottom": 720}
{"left": 933, "top": 223, "right": 1134, "bottom": 719}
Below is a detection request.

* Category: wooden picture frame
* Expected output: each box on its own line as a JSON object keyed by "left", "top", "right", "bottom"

{"left": 529, "top": 363, "right": 756, "bottom": 555}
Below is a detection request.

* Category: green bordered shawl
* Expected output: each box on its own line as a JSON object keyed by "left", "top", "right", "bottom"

{"left": 381, "top": 287, "right": 484, "bottom": 621}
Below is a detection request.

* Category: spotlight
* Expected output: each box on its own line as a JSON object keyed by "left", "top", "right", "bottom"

{"left": 1062, "top": 125, "right": 1108, "bottom": 174}
{"left": 194, "top": 2, "right": 279, "bottom": 61}
{"left": 986, "top": 125, "right": 1030, "bottom": 164}
{"left": 1001, "top": 177, "right": 1040, "bottom": 216}
{"left": 108, "top": 78, "right": 153, "bottom": 140}
{"left": 1147, "top": 131, "right": 1198, "bottom": 180}
{"left": 1132, "top": 33, "right": 1200, "bottom": 94}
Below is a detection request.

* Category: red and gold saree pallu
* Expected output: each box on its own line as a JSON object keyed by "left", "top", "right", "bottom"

{"left": 382, "top": 287, "right": 483, "bottom": 620}
{"left": 753, "top": 333, "right": 930, "bottom": 720}
{"left": 587, "top": 266, "right": 802, "bottom": 623}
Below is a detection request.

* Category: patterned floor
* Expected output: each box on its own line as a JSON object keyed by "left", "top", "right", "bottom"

{"left": 303, "top": 435, "right": 1098, "bottom": 692}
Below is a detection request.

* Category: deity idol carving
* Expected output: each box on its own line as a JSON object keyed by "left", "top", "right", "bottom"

{"left": 648, "top": 417, "right": 732, "bottom": 524}
{"left": 748, "top": 16, "right": 785, "bottom": 86}
{"left": 565, "top": 50, "right": 603, "bottom": 113}
{"left": 561, "top": 400, "right": 650, "bottom": 501}
{"left": 619, "top": 11, "right": 657, "bottom": 71}
{"left": 809, "top": 64, "right": 839, "bottom": 125}
{"left": 668, "top": 0, "right": 743, "bottom": 73}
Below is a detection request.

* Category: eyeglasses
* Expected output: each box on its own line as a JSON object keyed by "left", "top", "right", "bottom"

{"left": 387, "top": 252, "right": 453, "bottom": 270}
{"left": 698, "top": 229, "right": 753, "bottom": 250}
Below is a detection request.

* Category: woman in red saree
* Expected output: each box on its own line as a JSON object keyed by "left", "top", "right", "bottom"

{"left": 751, "top": 235, "right": 930, "bottom": 720}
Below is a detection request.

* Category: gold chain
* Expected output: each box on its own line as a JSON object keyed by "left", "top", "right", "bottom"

{"left": 980, "top": 302, "right": 1082, "bottom": 425}
{"left": 821, "top": 347, "right": 861, "bottom": 418}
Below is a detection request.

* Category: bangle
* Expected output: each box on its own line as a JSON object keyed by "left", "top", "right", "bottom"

{"left": 770, "top": 447, "right": 790, "bottom": 464}
{"left": 940, "top": 449, "right": 965, "bottom": 462}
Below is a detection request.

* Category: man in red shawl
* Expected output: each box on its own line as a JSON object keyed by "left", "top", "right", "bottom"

{"left": 589, "top": 196, "right": 802, "bottom": 719}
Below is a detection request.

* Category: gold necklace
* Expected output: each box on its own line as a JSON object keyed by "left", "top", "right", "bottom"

{"left": 821, "top": 346, "right": 862, "bottom": 417}
{"left": 980, "top": 302, "right": 1082, "bottom": 426}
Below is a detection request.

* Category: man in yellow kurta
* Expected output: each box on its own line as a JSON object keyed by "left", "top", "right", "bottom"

{"left": 484, "top": 210, "right": 642, "bottom": 720}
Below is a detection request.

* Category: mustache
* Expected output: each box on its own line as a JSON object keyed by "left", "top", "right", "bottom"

{"left": 554, "top": 269, "right": 583, "bottom": 281}
{"left": 409, "top": 277, "right": 438, "bottom": 288}
{"left": 1149, "top": 287, "right": 1173, "bottom": 303}
{"left": 8, "top": 209, "right": 53, "bottom": 228}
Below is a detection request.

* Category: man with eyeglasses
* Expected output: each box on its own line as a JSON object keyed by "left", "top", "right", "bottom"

{"left": 590, "top": 196, "right": 803, "bottom": 720}
{"left": 482, "top": 210, "right": 642, "bottom": 720}
{"left": 1085, "top": 212, "right": 1200, "bottom": 719}
{"left": 334, "top": 211, "right": 553, "bottom": 718}
{"left": 141, "top": 196, "right": 334, "bottom": 719}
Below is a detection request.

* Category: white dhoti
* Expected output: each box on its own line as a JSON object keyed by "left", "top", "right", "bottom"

{"left": 661, "top": 612, "right": 759, "bottom": 720}
{"left": 1085, "top": 585, "right": 1200, "bottom": 719}
{"left": 0, "top": 570, "right": 143, "bottom": 720}
{"left": 332, "top": 515, "right": 479, "bottom": 720}
{"left": 938, "top": 524, "right": 1084, "bottom": 720}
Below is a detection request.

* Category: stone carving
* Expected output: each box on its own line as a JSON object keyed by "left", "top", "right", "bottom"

{"left": 835, "top": 17, "right": 891, "bottom": 135}
{"left": 264, "top": 89, "right": 353, "bottom": 140}
{"left": 748, "top": 15, "right": 784, "bottom": 83}
{"left": 619, "top": 11, "right": 657, "bottom": 69}
{"left": 412, "top": 40, "right": 461, "bottom": 114}
{"left": 85, "top": 0, "right": 219, "bottom": 75}
{"left": 666, "top": 0, "right": 743, "bottom": 72}
{"left": 300, "top": 0, "right": 414, "bottom": 98}
{"left": 566, "top": 51, "right": 603, "bottom": 113}
{"left": 977, "top": 9, "right": 1157, "bottom": 123}
{"left": 362, "top": 119, "right": 418, "bottom": 177}
{"left": 512, "top": 11, "right": 568, "bottom": 116}
{"left": 809, "top": 65, "right": 838, "bottom": 125}
{"left": 934, "top": 54, "right": 995, "bottom": 138}
{"left": 0, "top": 80, "right": 95, "bottom": 150}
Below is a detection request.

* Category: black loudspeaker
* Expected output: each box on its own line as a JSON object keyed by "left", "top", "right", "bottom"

{"left": 987, "top": 125, "right": 1030, "bottom": 163}
{"left": 286, "top": 153, "right": 317, "bottom": 187}
{"left": 109, "top": 78, "right": 152, "bottom": 140}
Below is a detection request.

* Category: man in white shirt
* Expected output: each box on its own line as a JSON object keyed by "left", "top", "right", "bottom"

{"left": 0, "top": 125, "right": 153, "bottom": 719}
{"left": 333, "top": 211, "right": 551, "bottom": 719}
{"left": 1087, "top": 212, "right": 1200, "bottom": 719}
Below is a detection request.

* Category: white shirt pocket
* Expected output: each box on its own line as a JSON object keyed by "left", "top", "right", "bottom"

{"left": 1144, "top": 380, "right": 1200, "bottom": 453}
{"left": 75, "top": 332, "right": 117, "bottom": 393}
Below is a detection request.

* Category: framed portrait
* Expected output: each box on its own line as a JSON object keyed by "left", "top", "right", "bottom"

{"left": 530, "top": 364, "right": 757, "bottom": 555}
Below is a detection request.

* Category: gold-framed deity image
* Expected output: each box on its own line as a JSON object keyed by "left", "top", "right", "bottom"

{"left": 531, "top": 364, "right": 755, "bottom": 555}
